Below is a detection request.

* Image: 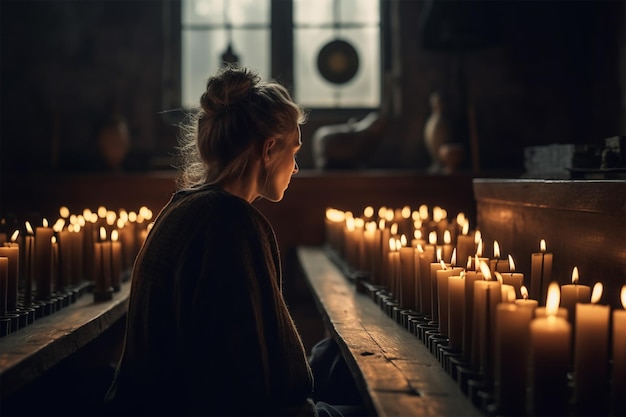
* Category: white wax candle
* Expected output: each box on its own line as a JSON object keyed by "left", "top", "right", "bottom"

{"left": 473, "top": 276, "right": 502, "bottom": 381}
{"left": 612, "top": 286, "right": 626, "bottom": 416}
{"left": 463, "top": 269, "right": 484, "bottom": 363}
{"left": 0, "top": 246, "right": 19, "bottom": 311}
{"left": 430, "top": 260, "right": 448, "bottom": 323}
{"left": 574, "top": 283, "right": 610, "bottom": 407}
{"left": 530, "top": 239, "right": 553, "bottom": 304}
{"left": 560, "top": 266, "right": 591, "bottom": 327}
{"left": 418, "top": 245, "right": 435, "bottom": 317}
{"left": 447, "top": 274, "right": 465, "bottom": 350}
{"left": 436, "top": 266, "right": 462, "bottom": 336}
{"left": 494, "top": 303, "right": 533, "bottom": 415}
{"left": 34, "top": 223, "right": 54, "bottom": 301}
{"left": 529, "top": 282, "right": 571, "bottom": 416}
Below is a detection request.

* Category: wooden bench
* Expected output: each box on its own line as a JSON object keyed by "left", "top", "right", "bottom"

{"left": 297, "top": 246, "right": 481, "bottom": 417}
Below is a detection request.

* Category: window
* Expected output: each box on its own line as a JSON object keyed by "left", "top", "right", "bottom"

{"left": 180, "top": 0, "right": 381, "bottom": 109}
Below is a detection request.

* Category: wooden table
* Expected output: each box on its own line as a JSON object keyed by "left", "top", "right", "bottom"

{"left": 297, "top": 246, "right": 481, "bottom": 417}
{"left": 0, "top": 282, "right": 130, "bottom": 400}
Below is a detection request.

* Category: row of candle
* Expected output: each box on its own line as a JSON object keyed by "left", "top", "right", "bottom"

{"left": 325, "top": 205, "right": 625, "bottom": 416}
{"left": 0, "top": 205, "right": 153, "bottom": 321}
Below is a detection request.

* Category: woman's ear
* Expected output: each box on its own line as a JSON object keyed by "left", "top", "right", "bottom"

{"left": 263, "top": 138, "right": 276, "bottom": 161}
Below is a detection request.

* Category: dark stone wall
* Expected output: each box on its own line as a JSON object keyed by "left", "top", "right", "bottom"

{"left": 1, "top": 0, "right": 624, "bottom": 175}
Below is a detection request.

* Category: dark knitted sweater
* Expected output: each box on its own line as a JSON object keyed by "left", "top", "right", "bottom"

{"left": 106, "top": 185, "right": 315, "bottom": 416}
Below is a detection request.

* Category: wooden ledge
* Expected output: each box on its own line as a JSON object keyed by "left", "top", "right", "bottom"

{"left": 0, "top": 282, "right": 130, "bottom": 399}
{"left": 297, "top": 246, "right": 481, "bottom": 417}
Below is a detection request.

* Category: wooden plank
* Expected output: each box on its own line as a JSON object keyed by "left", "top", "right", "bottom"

{"left": 0, "top": 282, "right": 130, "bottom": 399}
{"left": 298, "top": 246, "right": 481, "bottom": 417}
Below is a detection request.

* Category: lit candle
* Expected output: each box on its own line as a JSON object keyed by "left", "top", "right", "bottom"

{"left": 0, "top": 231, "right": 20, "bottom": 312}
{"left": 69, "top": 222, "right": 84, "bottom": 285}
{"left": 441, "top": 230, "right": 453, "bottom": 264}
{"left": 398, "top": 235, "right": 416, "bottom": 310}
{"left": 489, "top": 240, "right": 509, "bottom": 273}
{"left": 560, "top": 266, "right": 591, "bottom": 327}
{"left": 93, "top": 227, "right": 113, "bottom": 302}
{"left": 325, "top": 208, "right": 345, "bottom": 252}
{"left": 530, "top": 239, "right": 553, "bottom": 305}
{"left": 472, "top": 261, "right": 502, "bottom": 384}
{"left": 498, "top": 255, "right": 524, "bottom": 298}
{"left": 455, "top": 221, "right": 476, "bottom": 267}
{"left": 110, "top": 230, "right": 122, "bottom": 292}
{"left": 528, "top": 282, "right": 571, "bottom": 416}
{"left": 0, "top": 257, "right": 8, "bottom": 316}
{"left": 387, "top": 238, "right": 400, "bottom": 297}
{"left": 447, "top": 272, "right": 465, "bottom": 351}
{"left": 574, "top": 282, "right": 610, "bottom": 410}
{"left": 22, "top": 222, "right": 35, "bottom": 306}
{"left": 612, "top": 286, "right": 626, "bottom": 416}
{"left": 463, "top": 257, "right": 485, "bottom": 363}
{"left": 514, "top": 285, "right": 538, "bottom": 313}
{"left": 429, "top": 246, "right": 447, "bottom": 324}
{"left": 494, "top": 301, "right": 534, "bottom": 415}
{"left": 363, "top": 220, "right": 377, "bottom": 279}
{"left": 418, "top": 243, "right": 436, "bottom": 317}
{"left": 34, "top": 219, "right": 54, "bottom": 301}
{"left": 436, "top": 261, "right": 463, "bottom": 336}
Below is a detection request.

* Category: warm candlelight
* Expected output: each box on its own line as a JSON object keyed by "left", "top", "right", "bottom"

{"left": 560, "top": 266, "right": 591, "bottom": 327}
{"left": 613, "top": 286, "right": 626, "bottom": 416}
{"left": 514, "top": 285, "right": 538, "bottom": 313}
{"left": 436, "top": 261, "right": 462, "bottom": 336}
{"left": 490, "top": 240, "right": 509, "bottom": 272}
{"left": 447, "top": 272, "right": 465, "bottom": 351}
{"left": 34, "top": 219, "right": 54, "bottom": 301}
{"left": 417, "top": 244, "right": 436, "bottom": 317}
{"left": 455, "top": 221, "right": 476, "bottom": 268}
{"left": 530, "top": 239, "right": 553, "bottom": 305}
{"left": 110, "top": 230, "right": 122, "bottom": 292}
{"left": 573, "top": 282, "right": 610, "bottom": 410}
{"left": 0, "top": 236, "right": 19, "bottom": 312}
{"left": 498, "top": 255, "right": 524, "bottom": 298}
{"left": 528, "top": 282, "right": 571, "bottom": 416}
{"left": 463, "top": 262, "right": 484, "bottom": 363}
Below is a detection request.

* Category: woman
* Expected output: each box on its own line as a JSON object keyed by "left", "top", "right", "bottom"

{"left": 105, "top": 65, "right": 316, "bottom": 416}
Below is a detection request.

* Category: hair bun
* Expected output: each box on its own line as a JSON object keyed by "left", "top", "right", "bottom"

{"left": 200, "top": 65, "right": 260, "bottom": 116}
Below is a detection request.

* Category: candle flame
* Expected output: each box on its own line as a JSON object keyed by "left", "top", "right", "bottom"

{"left": 111, "top": 230, "right": 119, "bottom": 242}
{"left": 390, "top": 223, "right": 398, "bottom": 235}
{"left": 621, "top": 286, "right": 626, "bottom": 309}
{"left": 98, "top": 206, "right": 107, "bottom": 218}
{"left": 451, "top": 248, "right": 457, "bottom": 266}
{"left": 365, "top": 221, "right": 376, "bottom": 232}
{"left": 429, "top": 231, "right": 437, "bottom": 245}
{"left": 479, "top": 261, "right": 492, "bottom": 281}
{"left": 51, "top": 236, "right": 56, "bottom": 244}
{"left": 456, "top": 212, "right": 466, "bottom": 226}
{"left": 545, "top": 282, "right": 560, "bottom": 316}
{"left": 462, "top": 220, "right": 470, "bottom": 235}
{"left": 419, "top": 205, "right": 429, "bottom": 221}
{"left": 389, "top": 237, "right": 396, "bottom": 251}
{"left": 401, "top": 205, "right": 411, "bottom": 219}
{"left": 591, "top": 282, "right": 603, "bottom": 304}
{"left": 25, "top": 221, "right": 34, "bottom": 234}
{"left": 476, "top": 239, "right": 483, "bottom": 256}
{"left": 10, "top": 230, "right": 19, "bottom": 242}
{"left": 363, "top": 206, "right": 374, "bottom": 218}
{"left": 417, "top": 244, "right": 424, "bottom": 253}
{"left": 106, "top": 210, "right": 117, "bottom": 226}
{"left": 436, "top": 247, "right": 442, "bottom": 262}
{"left": 379, "top": 219, "right": 385, "bottom": 230}
{"left": 53, "top": 218, "right": 65, "bottom": 232}
{"left": 571, "top": 266, "right": 579, "bottom": 284}
{"left": 440, "top": 260, "right": 447, "bottom": 270}
{"left": 140, "top": 206, "right": 153, "bottom": 221}
{"left": 495, "top": 271, "right": 503, "bottom": 284}
{"left": 400, "top": 234, "right": 408, "bottom": 247}
{"left": 83, "top": 208, "right": 92, "bottom": 219}
{"left": 42, "top": 218, "right": 49, "bottom": 227}
{"left": 466, "top": 256, "right": 472, "bottom": 270}
{"left": 100, "top": 227, "right": 107, "bottom": 241}
{"left": 128, "top": 211, "right": 138, "bottom": 222}
{"left": 384, "top": 209, "right": 394, "bottom": 222}
{"left": 59, "top": 206, "right": 70, "bottom": 218}
{"left": 474, "top": 230, "right": 482, "bottom": 244}
{"left": 493, "top": 240, "right": 501, "bottom": 258}
{"left": 433, "top": 206, "right": 443, "bottom": 222}
{"left": 414, "top": 229, "right": 422, "bottom": 240}
{"left": 444, "top": 230, "right": 451, "bottom": 244}
{"left": 540, "top": 239, "right": 547, "bottom": 252}
{"left": 508, "top": 254, "right": 516, "bottom": 272}
{"left": 346, "top": 216, "right": 355, "bottom": 231}
{"left": 521, "top": 285, "right": 529, "bottom": 300}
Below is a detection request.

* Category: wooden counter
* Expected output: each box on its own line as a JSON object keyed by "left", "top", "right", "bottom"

{"left": 0, "top": 282, "right": 130, "bottom": 400}
{"left": 297, "top": 246, "right": 481, "bottom": 417}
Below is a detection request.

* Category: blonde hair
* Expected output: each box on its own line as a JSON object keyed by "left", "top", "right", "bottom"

{"left": 176, "top": 65, "right": 307, "bottom": 190}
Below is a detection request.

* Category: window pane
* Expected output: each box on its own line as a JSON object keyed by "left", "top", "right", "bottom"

{"left": 294, "top": 0, "right": 333, "bottom": 25}
{"left": 339, "top": 0, "right": 379, "bottom": 24}
{"left": 229, "top": 0, "right": 270, "bottom": 25}
{"left": 182, "top": 29, "right": 270, "bottom": 108}
{"left": 182, "top": 0, "right": 225, "bottom": 25}
{"left": 294, "top": 27, "right": 380, "bottom": 107}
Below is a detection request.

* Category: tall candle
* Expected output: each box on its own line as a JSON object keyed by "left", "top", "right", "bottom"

{"left": 472, "top": 261, "right": 502, "bottom": 384}
{"left": 530, "top": 239, "right": 553, "bottom": 305}
{"left": 0, "top": 243, "right": 19, "bottom": 312}
{"left": 70, "top": 224, "right": 84, "bottom": 285}
{"left": 612, "top": 286, "right": 626, "bottom": 416}
{"left": 22, "top": 222, "right": 35, "bottom": 306}
{"left": 489, "top": 240, "right": 509, "bottom": 273}
{"left": 494, "top": 302, "right": 534, "bottom": 415}
{"left": 418, "top": 244, "right": 436, "bottom": 317}
{"left": 463, "top": 265, "right": 484, "bottom": 363}
{"left": 436, "top": 264, "right": 463, "bottom": 336}
{"left": 560, "top": 266, "right": 591, "bottom": 327}
{"left": 57, "top": 228, "right": 73, "bottom": 291}
{"left": 447, "top": 273, "right": 465, "bottom": 350}
{"left": 441, "top": 230, "right": 453, "bottom": 263}
{"left": 574, "top": 282, "right": 610, "bottom": 410}
{"left": 528, "top": 282, "right": 571, "bottom": 416}
{"left": 34, "top": 220, "right": 54, "bottom": 301}
{"left": 0, "top": 257, "right": 8, "bottom": 316}
{"left": 429, "top": 252, "right": 447, "bottom": 324}
{"left": 455, "top": 221, "right": 475, "bottom": 267}
{"left": 498, "top": 255, "right": 524, "bottom": 298}
{"left": 110, "top": 230, "right": 122, "bottom": 292}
